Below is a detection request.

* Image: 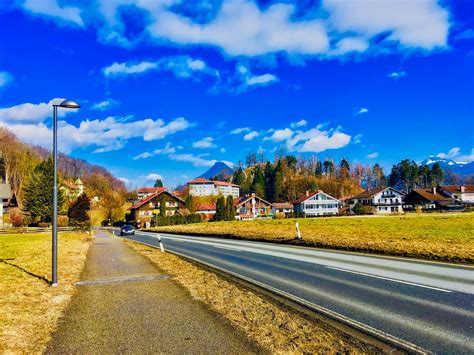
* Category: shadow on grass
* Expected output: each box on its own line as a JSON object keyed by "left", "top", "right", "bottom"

{"left": 0, "top": 258, "right": 50, "bottom": 285}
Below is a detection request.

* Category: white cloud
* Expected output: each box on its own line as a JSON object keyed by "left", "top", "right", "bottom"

{"left": 246, "top": 73, "right": 278, "bottom": 86}
{"left": 264, "top": 128, "right": 294, "bottom": 142}
{"left": 226, "top": 64, "right": 278, "bottom": 92}
{"left": 290, "top": 119, "right": 307, "bottom": 128}
{"left": 230, "top": 127, "right": 250, "bottom": 134}
{"left": 286, "top": 127, "right": 351, "bottom": 153}
{"left": 0, "top": 113, "right": 191, "bottom": 154}
{"left": 146, "top": 173, "right": 164, "bottom": 181}
{"left": 22, "top": 0, "right": 83, "bottom": 27}
{"left": 387, "top": 71, "right": 407, "bottom": 79}
{"left": 220, "top": 147, "right": 226, "bottom": 153}
{"left": 324, "top": 0, "right": 449, "bottom": 50}
{"left": 0, "top": 71, "right": 13, "bottom": 88}
{"left": 133, "top": 152, "right": 154, "bottom": 160}
{"left": 0, "top": 98, "right": 76, "bottom": 123}
{"left": 437, "top": 147, "right": 474, "bottom": 163}
{"left": 243, "top": 131, "right": 259, "bottom": 141}
{"left": 91, "top": 99, "right": 119, "bottom": 111}
{"left": 103, "top": 56, "right": 216, "bottom": 80}
{"left": 169, "top": 153, "right": 234, "bottom": 168}
{"left": 331, "top": 37, "right": 369, "bottom": 55}
{"left": 133, "top": 142, "right": 177, "bottom": 160}
{"left": 192, "top": 136, "right": 217, "bottom": 149}
{"left": 354, "top": 108, "right": 368, "bottom": 116}
{"left": 367, "top": 152, "right": 379, "bottom": 159}
{"left": 353, "top": 134, "right": 362, "bottom": 144}
{"left": 118, "top": 177, "right": 131, "bottom": 185}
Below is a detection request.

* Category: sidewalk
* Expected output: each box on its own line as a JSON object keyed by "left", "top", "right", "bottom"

{"left": 46, "top": 231, "right": 259, "bottom": 353}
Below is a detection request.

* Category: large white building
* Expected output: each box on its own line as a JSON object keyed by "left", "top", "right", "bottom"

{"left": 438, "top": 185, "right": 474, "bottom": 204}
{"left": 187, "top": 178, "right": 240, "bottom": 198}
{"left": 348, "top": 187, "right": 405, "bottom": 214}
{"left": 293, "top": 190, "right": 341, "bottom": 216}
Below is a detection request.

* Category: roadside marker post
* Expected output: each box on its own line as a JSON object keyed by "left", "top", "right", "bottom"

{"left": 295, "top": 222, "right": 301, "bottom": 240}
{"left": 158, "top": 235, "right": 165, "bottom": 252}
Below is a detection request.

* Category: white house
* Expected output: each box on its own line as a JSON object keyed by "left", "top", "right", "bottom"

{"left": 293, "top": 190, "right": 340, "bottom": 216}
{"left": 188, "top": 178, "right": 240, "bottom": 198}
{"left": 348, "top": 187, "right": 405, "bottom": 214}
{"left": 137, "top": 187, "right": 167, "bottom": 200}
{"left": 0, "top": 183, "right": 17, "bottom": 227}
{"left": 235, "top": 194, "right": 273, "bottom": 220}
{"left": 438, "top": 185, "right": 474, "bottom": 204}
{"left": 272, "top": 203, "right": 294, "bottom": 216}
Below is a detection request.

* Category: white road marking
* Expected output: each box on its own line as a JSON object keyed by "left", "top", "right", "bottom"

{"left": 327, "top": 266, "right": 452, "bottom": 293}
{"left": 213, "top": 245, "right": 243, "bottom": 252}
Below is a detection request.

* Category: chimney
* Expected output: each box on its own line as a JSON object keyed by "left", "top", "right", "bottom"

{"left": 432, "top": 187, "right": 437, "bottom": 195}
{"left": 306, "top": 191, "right": 309, "bottom": 197}
{"left": 461, "top": 186, "right": 466, "bottom": 193}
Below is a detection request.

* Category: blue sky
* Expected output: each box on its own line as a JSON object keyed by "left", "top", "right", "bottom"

{"left": 0, "top": 0, "right": 473, "bottom": 188}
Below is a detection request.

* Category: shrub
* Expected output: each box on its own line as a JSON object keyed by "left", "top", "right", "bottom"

{"left": 9, "top": 208, "right": 24, "bottom": 227}
{"left": 57, "top": 215, "right": 69, "bottom": 227}
{"left": 353, "top": 202, "right": 370, "bottom": 215}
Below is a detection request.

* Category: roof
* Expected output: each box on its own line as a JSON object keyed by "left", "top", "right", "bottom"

{"left": 410, "top": 189, "right": 454, "bottom": 202}
{"left": 128, "top": 190, "right": 184, "bottom": 210}
{"left": 235, "top": 194, "right": 272, "bottom": 206}
{"left": 137, "top": 187, "right": 167, "bottom": 194}
{"left": 440, "top": 185, "right": 474, "bottom": 194}
{"left": 272, "top": 202, "right": 293, "bottom": 209}
{"left": 350, "top": 187, "right": 406, "bottom": 199}
{"left": 188, "top": 178, "right": 239, "bottom": 187}
{"left": 293, "top": 190, "right": 340, "bottom": 204}
{"left": 0, "top": 183, "right": 12, "bottom": 199}
{"left": 195, "top": 202, "right": 216, "bottom": 211}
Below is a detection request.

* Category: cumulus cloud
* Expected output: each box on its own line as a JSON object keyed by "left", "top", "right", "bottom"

{"left": 192, "top": 137, "right": 217, "bottom": 149}
{"left": 243, "top": 131, "right": 259, "bottom": 141}
{"left": 230, "top": 127, "right": 250, "bottom": 134}
{"left": 0, "top": 71, "right": 13, "bottom": 88}
{"left": 354, "top": 108, "right": 368, "bottom": 116}
{"left": 91, "top": 99, "right": 119, "bottom": 111}
{"left": 287, "top": 127, "right": 351, "bottom": 153}
{"left": 388, "top": 71, "right": 407, "bottom": 79}
{"left": 18, "top": 0, "right": 451, "bottom": 60}
{"left": 146, "top": 173, "right": 164, "bottom": 181}
{"left": 0, "top": 98, "right": 76, "bottom": 123}
{"left": 133, "top": 142, "right": 178, "bottom": 160}
{"left": 437, "top": 147, "right": 474, "bottom": 163}
{"left": 103, "top": 56, "right": 217, "bottom": 80}
{"left": 290, "top": 119, "right": 307, "bottom": 128}
{"left": 367, "top": 152, "right": 379, "bottom": 159}
{"left": 264, "top": 128, "right": 294, "bottom": 142}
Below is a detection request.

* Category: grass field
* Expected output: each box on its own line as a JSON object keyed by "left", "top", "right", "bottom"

{"left": 148, "top": 212, "right": 474, "bottom": 263}
{"left": 126, "top": 239, "right": 381, "bottom": 354}
{"left": 0, "top": 232, "right": 91, "bottom": 353}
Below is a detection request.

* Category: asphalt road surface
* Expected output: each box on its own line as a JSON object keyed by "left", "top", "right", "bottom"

{"left": 118, "top": 230, "right": 474, "bottom": 353}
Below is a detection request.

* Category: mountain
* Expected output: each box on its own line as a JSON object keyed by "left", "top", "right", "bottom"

{"left": 197, "top": 162, "right": 234, "bottom": 180}
{"left": 420, "top": 156, "right": 474, "bottom": 177}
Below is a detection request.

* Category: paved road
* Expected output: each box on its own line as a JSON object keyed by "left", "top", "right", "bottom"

{"left": 120, "top": 230, "right": 474, "bottom": 353}
{"left": 47, "top": 231, "right": 260, "bottom": 353}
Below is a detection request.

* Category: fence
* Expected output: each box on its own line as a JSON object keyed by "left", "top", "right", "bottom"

{"left": 0, "top": 227, "right": 78, "bottom": 234}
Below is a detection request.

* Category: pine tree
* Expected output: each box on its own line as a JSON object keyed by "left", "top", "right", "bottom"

{"left": 315, "top": 161, "right": 323, "bottom": 176}
{"left": 68, "top": 193, "right": 91, "bottom": 228}
{"left": 159, "top": 194, "right": 167, "bottom": 217}
{"left": 154, "top": 179, "right": 163, "bottom": 188}
{"left": 225, "top": 195, "right": 235, "bottom": 220}
{"left": 215, "top": 196, "right": 226, "bottom": 221}
{"left": 429, "top": 163, "right": 444, "bottom": 186}
{"left": 273, "top": 160, "right": 284, "bottom": 202}
{"left": 264, "top": 162, "right": 275, "bottom": 201}
{"left": 252, "top": 166, "right": 265, "bottom": 197}
{"left": 185, "top": 194, "right": 195, "bottom": 213}
{"left": 232, "top": 167, "right": 246, "bottom": 186}
{"left": 23, "top": 158, "right": 64, "bottom": 222}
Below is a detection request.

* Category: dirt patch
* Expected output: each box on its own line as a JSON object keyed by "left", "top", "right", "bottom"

{"left": 125, "top": 239, "right": 382, "bottom": 354}
{"left": 0, "top": 232, "right": 91, "bottom": 353}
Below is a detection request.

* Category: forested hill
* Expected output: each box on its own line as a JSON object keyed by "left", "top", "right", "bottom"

{"left": 0, "top": 127, "right": 126, "bottom": 203}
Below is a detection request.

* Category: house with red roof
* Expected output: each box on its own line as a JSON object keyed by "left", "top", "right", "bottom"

{"left": 294, "top": 190, "right": 341, "bottom": 217}
{"left": 348, "top": 187, "right": 405, "bottom": 214}
{"left": 235, "top": 194, "right": 272, "bottom": 220}
{"left": 188, "top": 178, "right": 239, "bottom": 198}
{"left": 404, "top": 187, "right": 463, "bottom": 211}
{"left": 127, "top": 190, "right": 185, "bottom": 227}
{"left": 195, "top": 202, "right": 217, "bottom": 221}
{"left": 438, "top": 185, "right": 474, "bottom": 204}
{"left": 137, "top": 187, "right": 167, "bottom": 200}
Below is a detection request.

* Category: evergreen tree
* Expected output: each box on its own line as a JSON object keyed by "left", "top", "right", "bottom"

{"left": 339, "top": 158, "right": 350, "bottom": 179}
{"left": 232, "top": 167, "right": 246, "bottom": 186}
{"left": 273, "top": 160, "right": 284, "bottom": 202}
{"left": 215, "top": 196, "right": 226, "bottom": 221}
{"left": 159, "top": 194, "right": 167, "bottom": 217}
{"left": 185, "top": 194, "right": 195, "bottom": 213}
{"left": 225, "top": 196, "right": 236, "bottom": 221}
{"left": 264, "top": 162, "right": 275, "bottom": 201}
{"left": 429, "top": 163, "right": 444, "bottom": 186}
{"left": 68, "top": 193, "right": 91, "bottom": 228}
{"left": 251, "top": 166, "right": 265, "bottom": 197}
{"left": 323, "top": 160, "right": 335, "bottom": 176}
{"left": 23, "top": 158, "right": 64, "bottom": 222}
{"left": 154, "top": 179, "right": 164, "bottom": 188}
{"left": 315, "top": 161, "right": 323, "bottom": 176}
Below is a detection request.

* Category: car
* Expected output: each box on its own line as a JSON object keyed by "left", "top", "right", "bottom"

{"left": 120, "top": 225, "right": 135, "bottom": 236}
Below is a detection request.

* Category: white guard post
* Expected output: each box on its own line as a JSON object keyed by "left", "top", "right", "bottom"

{"left": 158, "top": 235, "right": 165, "bottom": 252}
{"left": 295, "top": 222, "right": 301, "bottom": 240}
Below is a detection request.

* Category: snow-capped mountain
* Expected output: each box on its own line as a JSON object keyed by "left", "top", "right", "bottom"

{"left": 420, "top": 156, "right": 474, "bottom": 176}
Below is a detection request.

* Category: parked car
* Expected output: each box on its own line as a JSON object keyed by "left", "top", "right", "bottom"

{"left": 120, "top": 225, "right": 135, "bottom": 236}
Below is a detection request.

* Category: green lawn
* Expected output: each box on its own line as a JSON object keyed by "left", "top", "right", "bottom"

{"left": 149, "top": 212, "right": 474, "bottom": 263}
{"left": 0, "top": 232, "right": 90, "bottom": 353}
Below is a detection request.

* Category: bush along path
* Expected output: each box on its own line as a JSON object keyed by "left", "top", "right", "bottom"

{"left": 46, "top": 231, "right": 260, "bottom": 353}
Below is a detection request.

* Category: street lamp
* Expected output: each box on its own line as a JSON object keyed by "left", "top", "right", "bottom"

{"left": 51, "top": 99, "right": 80, "bottom": 286}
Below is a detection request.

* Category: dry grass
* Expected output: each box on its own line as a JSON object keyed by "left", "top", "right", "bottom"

{"left": 0, "top": 232, "right": 91, "bottom": 353}
{"left": 148, "top": 212, "right": 474, "bottom": 263}
{"left": 125, "top": 240, "right": 381, "bottom": 354}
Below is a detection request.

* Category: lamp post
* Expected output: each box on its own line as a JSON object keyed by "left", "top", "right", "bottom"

{"left": 51, "top": 99, "right": 80, "bottom": 286}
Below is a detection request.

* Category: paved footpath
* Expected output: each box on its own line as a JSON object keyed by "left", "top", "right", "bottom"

{"left": 46, "top": 231, "right": 260, "bottom": 354}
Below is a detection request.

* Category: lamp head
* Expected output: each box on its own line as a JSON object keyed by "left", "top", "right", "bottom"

{"left": 59, "top": 99, "right": 80, "bottom": 109}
